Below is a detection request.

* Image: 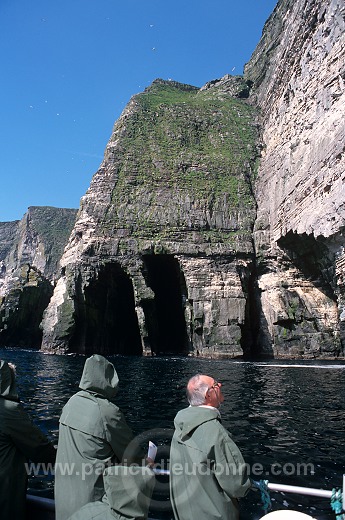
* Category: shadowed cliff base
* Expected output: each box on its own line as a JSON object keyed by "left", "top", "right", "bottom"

{"left": 0, "top": 265, "right": 53, "bottom": 349}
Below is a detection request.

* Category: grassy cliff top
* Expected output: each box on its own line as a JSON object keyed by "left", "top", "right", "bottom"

{"left": 92, "top": 79, "right": 261, "bottom": 243}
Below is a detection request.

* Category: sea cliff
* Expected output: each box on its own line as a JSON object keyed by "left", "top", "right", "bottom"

{"left": 1, "top": 0, "right": 344, "bottom": 358}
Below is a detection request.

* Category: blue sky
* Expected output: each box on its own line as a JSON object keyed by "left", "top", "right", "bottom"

{"left": 0, "top": 0, "right": 277, "bottom": 222}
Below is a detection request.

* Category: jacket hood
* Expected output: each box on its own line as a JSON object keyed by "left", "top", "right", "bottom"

{"left": 79, "top": 354, "right": 119, "bottom": 399}
{"left": 174, "top": 406, "right": 220, "bottom": 441}
{"left": 102, "top": 465, "right": 155, "bottom": 519}
{"left": 0, "top": 360, "right": 19, "bottom": 400}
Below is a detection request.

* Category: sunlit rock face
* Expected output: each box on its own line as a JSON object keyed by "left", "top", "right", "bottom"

{"left": 41, "top": 78, "right": 260, "bottom": 357}
{"left": 244, "top": 0, "right": 345, "bottom": 356}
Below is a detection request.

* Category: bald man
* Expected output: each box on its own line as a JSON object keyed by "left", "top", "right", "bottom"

{"left": 169, "top": 374, "right": 251, "bottom": 520}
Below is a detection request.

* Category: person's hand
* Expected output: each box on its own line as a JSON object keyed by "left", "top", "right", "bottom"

{"left": 146, "top": 457, "right": 155, "bottom": 468}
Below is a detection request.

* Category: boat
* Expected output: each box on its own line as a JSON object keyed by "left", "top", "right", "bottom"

{"left": 26, "top": 473, "right": 345, "bottom": 520}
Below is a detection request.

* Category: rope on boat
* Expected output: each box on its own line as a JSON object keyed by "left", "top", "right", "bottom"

{"left": 259, "top": 480, "right": 272, "bottom": 514}
{"left": 251, "top": 479, "right": 272, "bottom": 513}
{"left": 330, "top": 488, "right": 345, "bottom": 520}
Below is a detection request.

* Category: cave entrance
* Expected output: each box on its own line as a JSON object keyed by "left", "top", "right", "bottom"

{"left": 82, "top": 263, "right": 142, "bottom": 356}
{"left": 142, "top": 255, "right": 188, "bottom": 355}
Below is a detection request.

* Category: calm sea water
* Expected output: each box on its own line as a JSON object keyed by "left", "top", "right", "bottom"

{"left": 1, "top": 347, "right": 344, "bottom": 520}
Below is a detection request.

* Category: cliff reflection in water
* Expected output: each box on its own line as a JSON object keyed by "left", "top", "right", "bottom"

{"left": 0, "top": 348, "right": 344, "bottom": 520}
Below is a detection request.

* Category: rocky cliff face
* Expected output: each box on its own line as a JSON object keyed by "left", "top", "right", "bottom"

{"left": 0, "top": 207, "right": 77, "bottom": 347}
{"left": 244, "top": 0, "right": 345, "bottom": 357}
{"left": 40, "top": 0, "right": 345, "bottom": 359}
{"left": 1, "top": 0, "right": 344, "bottom": 359}
{"left": 41, "top": 77, "right": 260, "bottom": 357}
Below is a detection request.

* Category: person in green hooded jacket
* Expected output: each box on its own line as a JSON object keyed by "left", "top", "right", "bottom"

{"left": 0, "top": 360, "right": 56, "bottom": 520}
{"left": 169, "top": 373, "right": 251, "bottom": 520}
{"left": 67, "top": 464, "right": 156, "bottom": 520}
{"left": 55, "top": 354, "right": 142, "bottom": 520}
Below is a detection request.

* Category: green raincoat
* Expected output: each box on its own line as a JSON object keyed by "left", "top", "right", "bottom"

{"left": 0, "top": 360, "right": 56, "bottom": 520}
{"left": 169, "top": 406, "right": 251, "bottom": 520}
{"left": 67, "top": 465, "right": 156, "bottom": 520}
{"left": 55, "top": 354, "right": 141, "bottom": 520}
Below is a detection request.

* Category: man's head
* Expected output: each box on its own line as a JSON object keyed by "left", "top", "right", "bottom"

{"left": 186, "top": 374, "right": 224, "bottom": 408}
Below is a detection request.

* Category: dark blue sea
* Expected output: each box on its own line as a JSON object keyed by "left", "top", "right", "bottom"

{"left": 1, "top": 347, "right": 344, "bottom": 520}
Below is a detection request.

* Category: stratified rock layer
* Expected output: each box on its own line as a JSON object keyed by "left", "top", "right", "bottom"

{"left": 244, "top": 0, "right": 345, "bottom": 357}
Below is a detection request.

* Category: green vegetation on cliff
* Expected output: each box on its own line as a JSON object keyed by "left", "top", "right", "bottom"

{"left": 101, "top": 79, "right": 260, "bottom": 241}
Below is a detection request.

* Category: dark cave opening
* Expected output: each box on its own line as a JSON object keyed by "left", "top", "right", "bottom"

{"left": 142, "top": 255, "right": 188, "bottom": 355}
{"left": 82, "top": 263, "right": 142, "bottom": 356}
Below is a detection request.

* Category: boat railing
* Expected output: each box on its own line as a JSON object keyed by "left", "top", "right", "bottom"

{"left": 152, "top": 469, "right": 345, "bottom": 518}
{"left": 266, "top": 482, "right": 334, "bottom": 499}
{"left": 27, "top": 471, "right": 344, "bottom": 519}
{"left": 153, "top": 469, "right": 344, "bottom": 496}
